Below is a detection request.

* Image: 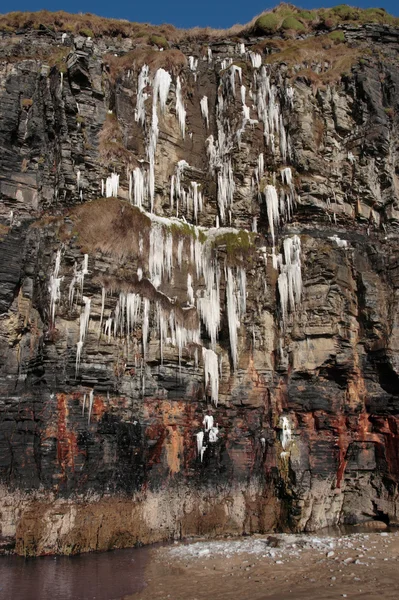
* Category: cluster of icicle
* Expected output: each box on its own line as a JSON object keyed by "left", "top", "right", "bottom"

{"left": 170, "top": 160, "right": 204, "bottom": 222}
{"left": 263, "top": 167, "right": 296, "bottom": 248}
{"left": 132, "top": 64, "right": 191, "bottom": 212}
{"left": 102, "top": 289, "right": 199, "bottom": 366}
{"left": 102, "top": 173, "right": 119, "bottom": 198}
{"left": 196, "top": 413, "right": 219, "bottom": 462}
{"left": 275, "top": 235, "right": 302, "bottom": 323}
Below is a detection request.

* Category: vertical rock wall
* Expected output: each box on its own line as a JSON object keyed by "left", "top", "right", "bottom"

{"left": 0, "top": 21, "right": 399, "bottom": 555}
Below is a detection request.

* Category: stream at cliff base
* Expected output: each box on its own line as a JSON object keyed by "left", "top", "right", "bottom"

{"left": 0, "top": 545, "right": 150, "bottom": 600}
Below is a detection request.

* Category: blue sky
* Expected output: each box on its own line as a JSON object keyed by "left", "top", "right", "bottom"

{"left": 4, "top": 1, "right": 399, "bottom": 28}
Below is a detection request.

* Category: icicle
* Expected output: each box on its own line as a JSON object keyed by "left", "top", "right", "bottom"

{"left": 153, "top": 68, "right": 172, "bottom": 112}
{"left": 278, "top": 235, "right": 302, "bottom": 322}
{"left": 142, "top": 298, "right": 150, "bottom": 357}
{"left": 207, "top": 47, "right": 212, "bottom": 63}
{"left": 226, "top": 267, "right": 239, "bottom": 370}
{"left": 76, "top": 296, "right": 91, "bottom": 374}
{"left": 281, "top": 416, "right": 292, "bottom": 450}
{"left": 203, "top": 414, "right": 214, "bottom": 431}
{"left": 76, "top": 170, "right": 81, "bottom": 191}
{"left": 187, "top": 273, "right": 194, "bottom": 305}
{"left": 135, "top": 65, "right": 150, "bottom": 126}
{"left": 88, "top": 389, "right": 94, "bottom": 424}
{"left": 105, "top": 173, "right": 119, "bottom": 198}
{"left": 148, "top": 68, "right": 172, "bottom": 211}
{"left": 265, "top": 185, "right": 279, "bottom": 245}
{"left": 202, "top": 347, "right": 219, "bottom": 405}
{"left": 249, "top": 52, "right": 262, "bottom": 69}
{"left": 189, "top": 56, "right": 198, "bottom": 80}
{"left": 196, "top": 431, "right": 205, "bottom": 458}
{"left": 49, "top": 249, "right": 62, "bottom": 325}
{"left": 82, "top": 393, "right": 86, "bottom": 416}
{"left": 200, "top": 96, "right": 209, "bottom": 128}
{"left": 239, "top": 43, "right": 246, "bottom": 55}
{"left": 229, "top": 65, "right": 242, "bottom": 97}
{"left": 209, "top": 424, "right": 219, "bottom": 443}
{"left": 99, "top": 287, "right": 106, "bottom": 334}
{"left": 197, "top": 259, "right": 221, "bottom": 347}
{"left": 132, "top": 167, "right": 146, "bottom": 208}
{"left": 175, "top": 76, "right": 186, "bottom": 138}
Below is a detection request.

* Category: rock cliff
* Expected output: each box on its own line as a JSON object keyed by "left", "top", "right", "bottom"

{"left": 1, "top": 5, "right": 399, "bottom": 555}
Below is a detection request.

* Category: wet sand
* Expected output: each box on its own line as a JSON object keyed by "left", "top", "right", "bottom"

{"left": 130, "top": 531, "right": 399, "bottom": 600}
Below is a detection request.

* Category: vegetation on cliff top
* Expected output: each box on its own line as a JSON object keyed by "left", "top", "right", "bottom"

{"left": 0, "top": 4, "right": 398, "bottom": 43}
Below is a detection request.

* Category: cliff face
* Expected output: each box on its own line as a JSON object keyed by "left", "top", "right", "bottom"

{"left": 1, "top": 18, "right": 399, "bottom": 556}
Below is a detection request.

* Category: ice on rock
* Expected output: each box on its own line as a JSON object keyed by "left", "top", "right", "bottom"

{"left": 49, "top": 249, "right": 63, "bottom": 325}
{"left": 238, "top": 42, "right": 246, "bottom": 55}
{"left": 175, "top": 76, "right": 186, "bottom": 138}
{"left": 200, "top": 96, "right": 209, "bottom": 128}
{"left": 329, "top": 234, "right": 348, "bottom": 248}
{"left": 189, "top": 56, "right": 198, "bottom": 80}
{"left": 202, "top": 347, "right": 219, "bottom": 405}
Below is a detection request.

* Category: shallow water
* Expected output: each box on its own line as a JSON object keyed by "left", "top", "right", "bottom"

{"left": 0, "top": 545, "right": 150, "bottom": 600}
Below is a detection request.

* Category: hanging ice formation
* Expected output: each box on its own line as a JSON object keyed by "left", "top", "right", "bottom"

{"left": 134, "top": 65, "right": 149, "bottom": 126}
{"left": 76, "top": 296, "right": 91, "bottom": 374}
{"left": 196, "top": 413, "right": 219, "bottom": 461}
{"left": 130, "top": 167, "right": 147, "bottom": 208}
{"left": 254, "top": 66, "right": 291, "bottom": 161}
{"left": 202, "top": 347, "right": 219, "bottom": 405}
{"left": 69, "top": 254, "right": 89, "bottom": 307}
{"left": 148, "top": 68, "right": 172, "bottom": 210}
{"left": 200, "top": 96, "right": 209, "bottom": 128}
{"left": 197, "top": 255, "right": 221, "bottom": 348}
{"left": 175, "top": 77, "right": 186, "bottom": 138}
{"left": 277, "top": 235, "right": 302, "bottom": 323}
{"left": 249, "top": 52, "right": 262, "bottom": 69}
{"left": 49, "top": 249, "right": 63, "bottom": 325}
{"left": 170, "top": 161, "right": 204, "bottom": 221}
{"left": 226, "top": 266, "right": 246, "bottom": 370}
{"left": 188, "top": 56, "right": 198, "bottom": 80}
{"left": 88, "top": 389, "right": 94, "bottom": 424}
{"left": 104, "top": 173, "right": 119, "bottom": 198}
{"left": 280, "top": 416, "right": 293, "bottom": 451}
{"left": 265, "top": 185, "right": 280, "bottom": 246}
